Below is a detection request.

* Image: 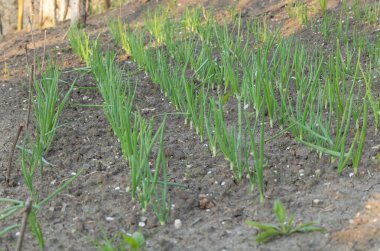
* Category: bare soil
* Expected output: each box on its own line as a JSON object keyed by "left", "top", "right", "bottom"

{"left": 1, "top": 0, "right": 380, "bottom": 250}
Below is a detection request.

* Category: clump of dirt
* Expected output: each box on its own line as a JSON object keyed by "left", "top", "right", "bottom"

{"left": 332, "top": 194, "right": 380, "bottom": 250}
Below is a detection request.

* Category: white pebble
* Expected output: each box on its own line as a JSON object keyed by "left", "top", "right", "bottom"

{"left": 174, "top": 219, "right": 182, "bottom": 229}
{"left": 138, "top": 221, "right": 146, "bottom": 227}
{"left": 106, "top": 217, "right": 114, "bottom": 221}
{"left": 313, "top": 199, "right": 322, "bottom": 205}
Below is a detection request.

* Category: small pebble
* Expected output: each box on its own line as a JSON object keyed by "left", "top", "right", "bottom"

{"left": 312, "top": 199, "right": 323, "bottom": 206}
{"left": 221, "top": 181, "right": 225, "bottom": 186}
{"left": 106, "top": 217, "right": 114, "bottom": 221}
{"left": 115, "top": 187, "right": 120, "bottom": 191}
{"left": 138, "top": 221, "right": 146, "bottom": 227}
{"left": 349, "top": 172, "right": 354, "bottom": 178}
{"left": 174, "top": 219, "right": 182, "bottom": 229}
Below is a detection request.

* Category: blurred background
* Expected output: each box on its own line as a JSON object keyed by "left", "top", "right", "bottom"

{"left": 0, "top": 0, "right": 130, "bottom": 37}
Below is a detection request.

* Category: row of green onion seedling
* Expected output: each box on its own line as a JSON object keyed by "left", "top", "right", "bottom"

{"left": 68, "top": 28, "right": 171, "bottom": 225}
{"left": 109, "top": 16, "right": 269, "bottom": 203}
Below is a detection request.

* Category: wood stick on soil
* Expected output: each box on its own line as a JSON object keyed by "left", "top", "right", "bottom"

{"left": 28, "top": 16, "right": 36, "bottom": 81}
{"left": 62, "top": 29, "right": 69, "bottom": 40}
{"left": 25, "top": 45, "right": 34, "bottom": 130}
{"left": 41, "top": 29, "right": 47, "bottom": 70}
{"left": 27, "top": 0, "right": 34, "bottom": 26}
{"left": 6, "top": 124, "right": 24, "bottom": 185}
{"left": 15, "top": 198, "right": 33, "bottom": 251}
{"left": 26, "top": 16, "right": 36, "bottom": 130}
{"left": 0, "top": 14, "right": 3, "bottom": 36}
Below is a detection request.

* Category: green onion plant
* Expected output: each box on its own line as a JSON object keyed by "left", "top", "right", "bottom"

{"left": 33, "top": 62, "right": 74, "bottom": 155}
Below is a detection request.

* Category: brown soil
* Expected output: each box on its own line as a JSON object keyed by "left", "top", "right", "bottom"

{"left": 1, "top": 0, "right": 380, "bottom": 250}
{"left": 332, "top": 194, "right": 380, "bottom": 250}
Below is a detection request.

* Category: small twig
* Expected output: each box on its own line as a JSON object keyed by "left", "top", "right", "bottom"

{"left": 190, "top": 217, "right": 202, "bottom": 227}
{"left": 28, "top": 16, "right": 36, "bottom": 82}
{"left": 6, "top": 124, "right": 24, "bottom": 186}
{"left": 27, "top": 0, "right": 34, "bottom": 26}
{"left": 15, "top": 198, "right": 33, "bottom": 251}
{"left": 26, "top": 16, "right": 36, "bottom": 130}
{"left": 24, "top": 45, "right": 33, "bottom": 130}
{"left": 41, "top": 30, "right": 47, "bottom": 70}
{"left": 62, "top": 28, "right": 69, "bottom": 40}
{"left": 26, "top": 67, "right": 33, "bottom": 129}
